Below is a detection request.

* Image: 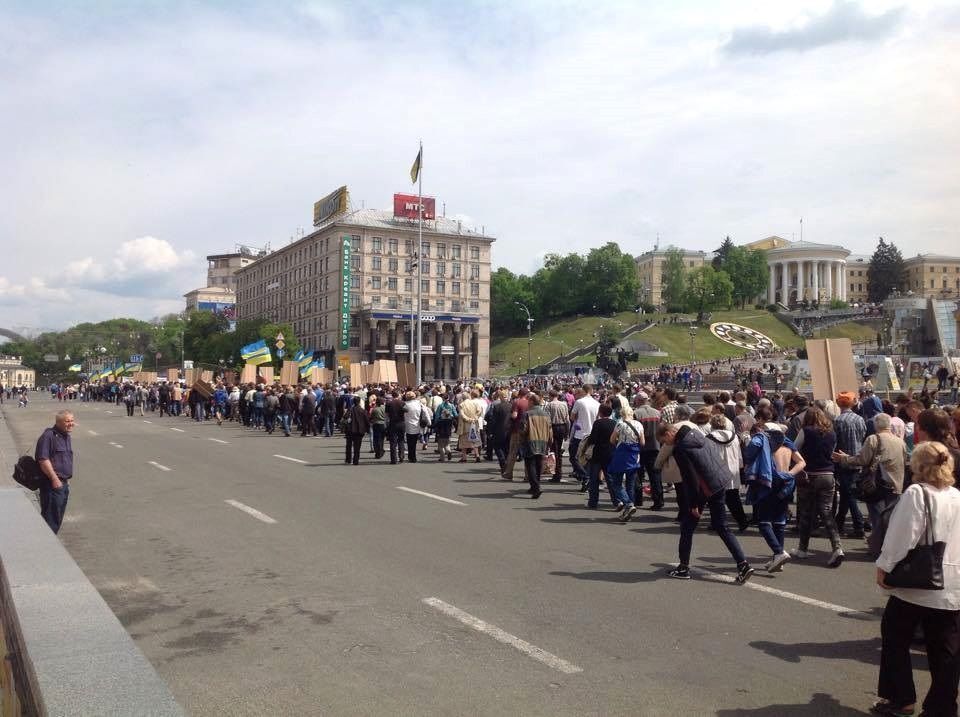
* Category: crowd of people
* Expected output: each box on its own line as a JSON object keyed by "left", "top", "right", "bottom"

{"left": 34, "top": 370, "right": 960, "bottom": 714}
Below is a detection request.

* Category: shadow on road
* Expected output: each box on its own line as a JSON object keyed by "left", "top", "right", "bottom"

{"left": 549, "top": 563, "right": 674, "bottom": 583}
{"left": 748, "top": 637, "right": 895, "bottom": 668}
{"left": 715, "top": 692, "right": 869, "bottom": 715}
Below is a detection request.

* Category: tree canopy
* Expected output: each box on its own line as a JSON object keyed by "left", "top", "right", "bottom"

{"left": 660, "top": 248, "right": 688, "bottom": 312}
{"left": 867, "top": 237, "right": 906, "bottom": 303}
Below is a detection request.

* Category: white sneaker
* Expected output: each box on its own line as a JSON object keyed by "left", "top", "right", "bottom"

{"left": 767, "top": 552, "right": 791, "bottom": 573}
{"left": 790, "top": 548, "right": 813, "bottom": 559}
{"left": 827, "top": 548, "right": 845, "bottom": 568}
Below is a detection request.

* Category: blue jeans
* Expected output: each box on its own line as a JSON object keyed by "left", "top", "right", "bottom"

{"left": 835, "top": 469, "right": 864, "bottom": 532}
{"left": 253, "top": 406, "right": 263, "bottom": 428}
{"left": 323, "top": 413, "right": 335, "bottom": 437}
{"left": 39, "top": 481, "right": 69, "bottom": 534}
{"left": 608, "top": 470, "right": 637, "bottom": 508}
{"left": 569, "top": 437, "right": 586, "bottom": 480}
{"left": 586, "top": 461, "right": 606, "bottom": 508}
{"left": 757, "top": 494, "right": 788, "bottom": 555}
{"left": 637, "top": 450, "right": 663, "bottom": 507}
{"left": 278, "top": 412, "right": 292, "bottom": 436}
{"left": 679, "top": 489, "right": 746, "bottom": 567}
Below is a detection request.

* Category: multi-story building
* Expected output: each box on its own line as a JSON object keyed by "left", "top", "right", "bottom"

{"left": 235, "top": 197, "right": 495, "bottom": 380}
{"left": 904, "top": 255, "right": 960, "bottom": 299}
{"left": 634, "top": 247, "right": 708, "bottom": 308}
{"left": 0, "top": 355, "right": 35, "bottom": 388}
{"left": 183, "top": 285, "right": 237, "bottom": 315}
{"left": 206, "top": 250, "right": 260, "bottom": 292}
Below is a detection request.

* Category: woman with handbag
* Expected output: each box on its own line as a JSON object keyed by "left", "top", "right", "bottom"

{"left": 874, "top": 441, "right": 960, "bottom": 717}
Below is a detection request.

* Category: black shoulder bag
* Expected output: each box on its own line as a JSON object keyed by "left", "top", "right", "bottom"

{"left": 885, "top": 487, "right": 946, "bottom": 590}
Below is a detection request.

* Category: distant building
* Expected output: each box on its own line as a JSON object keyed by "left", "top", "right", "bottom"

{"left": 183, "top": 249, "right": 260, "bottom": 317}
{"left": 0, "top": 355, "right": 35, "bottom": 388}
{"left": 904, "top": 254, "right": 960, "bottom": 299}
{"left": 235, "top": 195, "right": 495, "bottom": 379}
{"left": 634, "top": 247, "right": 708, "bottom": 308}
{"left": 183, "top": 286, "right": 237, "bottom": 321}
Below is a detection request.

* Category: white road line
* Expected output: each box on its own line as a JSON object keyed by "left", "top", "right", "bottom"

{"left": 147, "top": 461, "right": 171, "bottom": 472}
{"left": 209, "top": 438, "right": 230, "bottom": 444}
{"left": 273, "top": 454, "right": 307, "bottom": 464}
{"left": 108, "top": 442, "right": 124, "bottom": 449}
{"left": 691, "top": 567, "right": 876, "bottom": 619}
{"left": 396, "top": 486, "right": 467, "bottom": 506}
{"left": 423, "top": 597, "right": 582, "bottom": 674}
{"left": 105, "top": 410, "right": 113, "bottom": 414}
{"left": 170, "top": 427, "right": 185, "bottom": 433}
{"left": 87, "top": 430, "right": 99, "bottom": 436}
{"left": 225, "top": 499, "right": 277, "bottom": 524}
{"left": 143, "top": 420, "right": 153, "bottom": 424}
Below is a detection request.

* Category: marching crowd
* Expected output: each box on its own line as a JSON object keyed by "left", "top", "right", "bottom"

{"left": 41, "top": 372, "right": 960, "bottom": 714}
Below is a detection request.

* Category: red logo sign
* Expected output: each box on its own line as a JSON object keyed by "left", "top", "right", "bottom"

{"left": 393, "top": 193, "right": 436, "bottom": 220}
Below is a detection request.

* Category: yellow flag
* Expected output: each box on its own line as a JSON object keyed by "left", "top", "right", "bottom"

{"left": 410, "top": 147, "right": 421, "bottom": 184}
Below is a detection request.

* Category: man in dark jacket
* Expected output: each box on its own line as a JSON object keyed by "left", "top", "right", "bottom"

{"left": 661, "top": 424, "right": 754, "bottom": 584}
{"left": 385, "top": 390, "right": 407, "bottom": 464}
{"left": 343, "top": 401, "right": 370, "bottom": 465}
{"left": 300, "top": 389, "right": 317, "bottom": 437}
{"left": 320, "top": 389, "right": 337, "bottom": 437}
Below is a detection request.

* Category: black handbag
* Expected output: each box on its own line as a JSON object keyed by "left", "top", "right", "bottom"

{"left": 885, "top": 487, "right": 946, "bottom": 590}
{"left": 858, "top": 438, "right": 894, "bottom": 504}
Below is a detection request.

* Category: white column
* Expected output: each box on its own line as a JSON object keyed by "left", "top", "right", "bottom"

{"left": 812, "top": 260, "right": 820, "bottom": 302}
{"left": 767, "top": 261, "right": 776, "bottom": 305}
{"left": 797, "top": 260, "right": 805, "bottom": 302}
{"left": 825, "top": 260, "right": 833, "bottom": 300}
{"left": 839, "top": 262, "right": 846, "bottom": 301}
{"left": 780, "top": 262, "right": 788, "bottom": 306}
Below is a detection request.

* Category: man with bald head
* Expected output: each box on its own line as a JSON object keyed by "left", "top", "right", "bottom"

{"left": 35, "top": 410, "right": 76, "bottom": 534}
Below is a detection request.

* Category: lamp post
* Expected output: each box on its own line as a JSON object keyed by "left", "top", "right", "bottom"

{"left": 514, "top": 300, "right": 533, "bottom": 374}
{"left": 689, "top": 325, "right": 698, "bottom": 362}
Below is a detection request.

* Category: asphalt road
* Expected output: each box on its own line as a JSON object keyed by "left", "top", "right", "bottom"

{"left": 3, "top": 396, "right": 921, "bottom": 716}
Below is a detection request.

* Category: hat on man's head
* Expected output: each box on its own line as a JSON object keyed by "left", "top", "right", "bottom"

{"left": 836, "top": 391, "right": 858, "bottom": 408}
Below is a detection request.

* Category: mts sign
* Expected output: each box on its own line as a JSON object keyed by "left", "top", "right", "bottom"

{"left": 393, "top": 193, "right": 436, "bottom": 220}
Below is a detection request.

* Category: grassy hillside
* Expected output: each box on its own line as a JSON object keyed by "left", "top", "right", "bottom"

{"left": 814, "top": 321, "right": 879, "bottom": 345}
{"left": 490, "top": 309, "right": 801, "bottom": 374}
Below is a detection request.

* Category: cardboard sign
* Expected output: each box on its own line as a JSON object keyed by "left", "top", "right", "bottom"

{"left": 258, "top": 366, "right": 274, "bottom": 383}
{"left": 191, "top": 379, "right": 214, "bottom": 399}
{"left": 280, "top": 360, "right": 299, "bottom": 386}
{"left": 240, "top": 364, "right": 257, "bottom": 384}
{"left": 183, "top": 369, "right": 196, "bottom": 384}
{"left": 222, "top": 370, "right": 237, "bottom": 386}
{"left": 350, "top": 363, "right": 364, "bottom": 388}
{"left": 805, "top": 339, "right": 858, "bottom": 400}
{"left": 167, "top": 368, "right": 179, "bottom": 382}
{"left": 201, "top": 370, "right": 214, "bottom": 383}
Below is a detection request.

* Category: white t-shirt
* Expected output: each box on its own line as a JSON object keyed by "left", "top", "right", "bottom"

{"left": 571, "top": 395, "right": 600, "bottom": 440}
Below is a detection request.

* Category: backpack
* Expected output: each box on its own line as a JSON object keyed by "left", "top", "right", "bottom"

{"left": 438, "top": 403, "right": 456, "bottom": 422}
{"left": 13, "top": 455, "right": 42, "bottom": 491}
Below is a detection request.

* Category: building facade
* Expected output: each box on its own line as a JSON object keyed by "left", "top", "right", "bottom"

{"left": 207, "top": 251, "right": 259, "bottom": 292}
{"left": 184, "top": 285, "right": 236, "bottom": 314}
{"left": 0, "top": 355, "right": 35, "bottom": 388}
{"left": 235, "top": 205, "right": 495, "bottom": 380}
{"left": 634, "top": 247, "right": 708, "bottom": 308}
{"left": 762, "top": 238, "right": 852, "bottom": 305}
{"left": 904, "top": 255, "right": 960, "bottom": 299}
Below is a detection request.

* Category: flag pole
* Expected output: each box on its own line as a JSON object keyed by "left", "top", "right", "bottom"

{"left": 416, "top": 140, "right": 423, "bottom": 385}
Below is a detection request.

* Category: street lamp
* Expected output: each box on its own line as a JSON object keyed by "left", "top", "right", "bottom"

{"left": 689, "top": 325, "right": 698, "bottom": 362}
{"left": 514, "top": 301, "right": 534, "bottom": 374}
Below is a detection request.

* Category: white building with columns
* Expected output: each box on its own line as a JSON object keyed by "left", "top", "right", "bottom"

{"left": 748, "top": 236, "right": 850, "bottom": 306}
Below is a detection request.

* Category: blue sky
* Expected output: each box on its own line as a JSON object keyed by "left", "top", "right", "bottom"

{"left": 1, "top": 0, "right": 958, "bottom": 332}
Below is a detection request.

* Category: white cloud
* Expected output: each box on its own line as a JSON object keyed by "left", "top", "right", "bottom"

{"left": 64, "top": 237, "right": 197, "bottom": 294}
{"left": 0, "top": 277, "right": 70, "bottom": 304}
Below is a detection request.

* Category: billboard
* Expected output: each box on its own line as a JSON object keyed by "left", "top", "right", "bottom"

{"left": 393, "top": 193, "right": 436, "bottom": 220}
{"left": 340, "top": 235, "right": 352, "bottom": 350}
{"left": 314, "top": 186, "right": 349, "bottom": 226}
{"left": 197, "top": 301, "right": 236, "bottom": 320}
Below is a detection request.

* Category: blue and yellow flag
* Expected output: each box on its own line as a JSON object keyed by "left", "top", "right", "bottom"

{"left": 68, "top": 364, "right": 82, "bottom": 372}
{"left": 241, "top": 339, "right": 272, "bottom": 366}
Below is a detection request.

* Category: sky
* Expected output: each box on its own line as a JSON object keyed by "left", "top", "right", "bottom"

{"left": 1, "top": 0, "right": 958, "bottom": 333}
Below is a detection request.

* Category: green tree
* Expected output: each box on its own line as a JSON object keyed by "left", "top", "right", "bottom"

{"left": 724, "top": 246, "right": 770, "bottom": 309}
{"left": 712, "top": 235, "right": 736, "bottom": 270}
{"left": 661, "top": 247, "right": 688, "bottom": 312}
{"left": 684, "top": 265, "right": 733, "bottom": 315}
{"left": 540, "top": 253, "right": 586, "bottom": 319}
{"left": 867, "top": 237, "right": 906, "bottom": 303}
{"left": 583, "top": 242, "right": 639, "bottom": 314}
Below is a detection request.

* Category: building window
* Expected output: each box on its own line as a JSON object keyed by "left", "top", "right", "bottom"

{"left": 387, "top": 238, "right": 397, "bottom": 254}
{"left": 388, "top": 296, "right": 398, "bottom": 309}
{"left": 404, "top": 278, "right": 412, "bottom": 292}
{"left": 421, "top": 260, "right": 430, "bottom": 276}
{"left": 453, "top": 245, "right": 462, "bottom": 260}
{"left": 452, "top": 281, "right": 461, "bottom": 295}
{"left": 350, "top": 294, "right": 360, "bottom": 307}
{"left": 470, "top": 283, "right": 480, "bottom": 296}
{"left": 351, "top": 256, "right": 360, "bottom": 271}
{"left": 350, "top": 275, "right": 360, "bottom": 289}
{"left": 436, "top": 280, "right": 446, "bottom": 294}
{"left": 349, "top": 335, "right": 359, "bottom": 348}
{"left": 422, "top": 299, "right": 430, "bottom": 310}
{"left": 388, "top": 258, "right": 399, "bottom": 273}
{"left": 388, "top": 277, "right": 397, "bottom": 290}
{"left": 422, "top": 242, "right": 431, "bottom": 257}
{"left": 371, "top": 276, "right": 381, "bottom": 289}
{"left": 436, "top": 243, "right": 446, "bottom": 258}
{"left": 436, "top": 261, "right": 445, "bottom": 276}
{"left": 350, "top": 315, "right": 360, "bottom": 328}
{"left": 421, "top": 279, "right": 429, "bottom": 292}
{"left": 405, "top": 239, "right": 414, "bottom": 254}
{"left": 372, "top": 237, "right": 382, "bottom": 253}
{"left": 469, "top": 246, "right": 479, "bottom": 261}
{"left": 435, "top": 299, "right": 445, "bottom": 309}
{"left": 371, "top": 295, "right": 381, "bottom": 304}
{"left": 452, "top": 263, "right": 462, "bottom": 278}
{"left": 372, "top": 256, "right": 382, "bottom": 271}
{"left": 931, "top": 279, "right": 935, "bottom": 288}
{"left": 931, "top": 267, "right": 935, "bottom": 273}
{"left": 470, "top": 300, "right": 479, "bottom": 310}
{"left": 452, "top": 300, "right": 461, "bottom": 312}
{"left": 470, "top": 264, "right": 480, "bottom": 279}
{"left": 351, "top": 235, "right": 361, "bottom": 251}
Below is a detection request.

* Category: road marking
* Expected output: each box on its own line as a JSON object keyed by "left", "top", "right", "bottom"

{"left": 691, "top": 567, "right": 876, "bottom": 619}
{"left": 273, "top": 454, "right": 307, "bottom": 464}
{"left": 396, "top": 486, "right": 467, "bottom": 506}
{"left": 209, "top": 438, "right": 230, "bottom": 444}
{"left": 143, "top": 420, "right": 153, "bottom": 424}
{"left": 170, "top": 427, "right": 185, "bottom": 433}
{"left": 108, "top": 442, "right": 124, "bottom": 449}
{"left": 147, "top": 461, "right": 171, "bottom": 472}
{"left": 105, "top": 410, "right": 113, "bottom": 414}
{"left": 225, "top": 499, "right": 277, "bottom": 524}
{"left": 423, "top": 597, "right": 582, "bottom": 674}
{"left": 87, "top": 430, "right": 99, "bottom": 436}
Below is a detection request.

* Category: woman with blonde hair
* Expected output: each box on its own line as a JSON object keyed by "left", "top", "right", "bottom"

{"left": 874, "top": 441, "right": 960, "bottom": 717}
